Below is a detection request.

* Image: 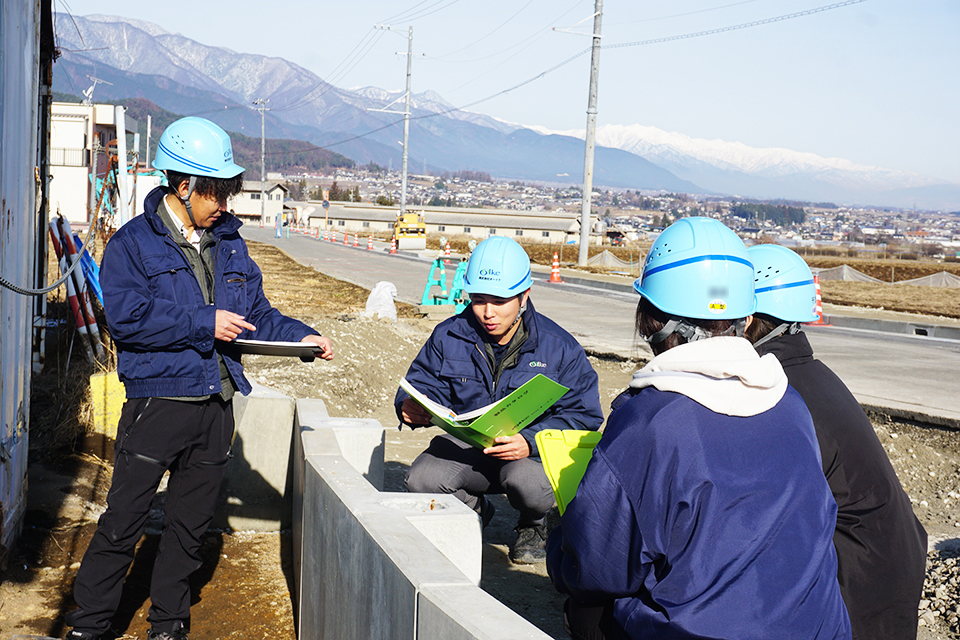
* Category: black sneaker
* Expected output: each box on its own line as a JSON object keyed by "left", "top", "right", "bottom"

{"left": 66, "top": 630, "right": 100, "bottom": 640}
{"left": 147, "top": 621, "right": 189, "bottom": 640}
{"left": 509, "top": 524, "right": 548, "bottom": 564}
{"left": 475, "top": 495, "right": 496, "bottom": 529}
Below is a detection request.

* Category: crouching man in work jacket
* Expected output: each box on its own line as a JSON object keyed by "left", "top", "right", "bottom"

{"left": 65, "top": 117, "right": 333, "bottom": 640}
{"left": 395, "top": 236, "right": 603, "bottom": 565}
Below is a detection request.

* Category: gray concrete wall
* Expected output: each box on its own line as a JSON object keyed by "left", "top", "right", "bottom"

{"left": 293, "top": 398, "right": 554, "bottom": 640}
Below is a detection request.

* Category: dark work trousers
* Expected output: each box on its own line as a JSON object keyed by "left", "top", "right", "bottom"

{"left": 405, "top": 434, "right": 555, "bottom": 527}
{"left": 66, "top": 396, "right": 234, "bottom": 636}
{"left": 563, "top": 598, "right": 628, "bottom": 640}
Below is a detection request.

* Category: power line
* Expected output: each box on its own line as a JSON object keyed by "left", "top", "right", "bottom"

{"left": 259, "top": 0, "right": 870, "bottom": 160}
{"left": 609, "top": 0, "right": 763, "bottom": 25}
{"left": 428, "top": 0, "right": 536, "bottom": 60}
{"left": 606, "top": 0, "right": 869, "bottom": 50}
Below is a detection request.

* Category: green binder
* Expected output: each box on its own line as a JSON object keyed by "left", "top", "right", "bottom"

{"left": 536, "top": 429, "right": 602, "bottom": 515}
{"left": 400, "top": 374, "right": 569, "bottom": 450}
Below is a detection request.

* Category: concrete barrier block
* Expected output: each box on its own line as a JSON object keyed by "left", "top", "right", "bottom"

{"left": 418, "top": 584, "right": 555, "bottom": 639}
{"left": 376, "top": 494, "right": 482, "bottom": 585}
{"left": 216, "top": 383, "right": 310, "bottom": 531}
{"left": 296, "top": 405, "right": 385, "bottom": 489}
{"left": 299, "top": 455, "right": 478, "bottom": 640}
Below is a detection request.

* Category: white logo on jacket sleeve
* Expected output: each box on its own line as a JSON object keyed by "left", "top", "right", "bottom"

{"left": 529, "top": 361, "right": 547, "bottom": 368}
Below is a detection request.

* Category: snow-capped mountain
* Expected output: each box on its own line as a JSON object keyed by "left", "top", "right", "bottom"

{"left": 534, "top": 123, "right": 958, "bottom": 208}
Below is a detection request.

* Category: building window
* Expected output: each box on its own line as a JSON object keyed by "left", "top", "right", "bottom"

{"left": 515, "top": 230, "right": 523, "bottom": 236}
{"left": 251, "top": 193, "right": 260, "bottom": 200}
{"left": 463, "top": 227, "right": 471, "bottom": 233}
{"left": 438, "top": 226, "right": 446, "bottom": 232}
{"left": 542, "top": 231, "right": 550, "bottom": 237}
{"left": 489, "top": 228, "right": 497, "bottom": 235}
{"left": 387, "top": 223, "right": 393, "bottom": 229}
{"left": 362, "top": 221, "right": 370, "bottom": 228}
{"left": 338, "top": 220, "right": 345, "bottom": 226}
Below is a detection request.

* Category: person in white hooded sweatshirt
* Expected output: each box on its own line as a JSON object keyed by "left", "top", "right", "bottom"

{"left": 546, "top": 217, "right": 851, "bottom": 640}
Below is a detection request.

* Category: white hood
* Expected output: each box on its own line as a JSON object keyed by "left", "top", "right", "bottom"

{"left": 629, "top": 336, "right": 787, "bottom": 417}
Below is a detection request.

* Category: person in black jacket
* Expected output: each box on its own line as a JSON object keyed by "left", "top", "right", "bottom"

{"left": 745, "top": 244, "right": 927, "bottom": 640}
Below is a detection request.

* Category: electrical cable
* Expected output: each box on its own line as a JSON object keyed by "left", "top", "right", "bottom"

{"left": 240, "top": 0, "right": 870, "bottom": 160}
{"left": 606, "top": 0, "right": 869, "bottom": 50}
{"left": 429, "top": 0, "right": 536, "bottom": 60}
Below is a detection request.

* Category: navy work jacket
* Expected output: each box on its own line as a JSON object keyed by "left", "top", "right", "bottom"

{"left": 394, "top": 300, "right": 603, "bottom": 457}
{"left": 101, "top": 187, "right": 315, "bottom": 398}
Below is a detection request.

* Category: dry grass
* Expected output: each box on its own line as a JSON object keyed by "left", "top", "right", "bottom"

{"left": 820, "top": 280, "right": 960, "bottom": 318}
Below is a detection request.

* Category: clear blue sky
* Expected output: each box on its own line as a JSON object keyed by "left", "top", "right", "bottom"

{"left": 56, "top": 0, "right": 960, "bottom": 183}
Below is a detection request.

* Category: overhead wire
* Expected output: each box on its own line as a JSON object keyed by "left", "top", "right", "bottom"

{"left": 264, "top": 0, "right": 870, "bottom": 160}
{"left": 428, "top": 0, "right": 536, "bottom": 60}
{"left": 610, "top": 0, "right": 763, "bottom": 25}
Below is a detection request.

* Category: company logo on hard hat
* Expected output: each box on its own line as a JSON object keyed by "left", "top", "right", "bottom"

{"left": 708, "top": 299, "right": 727, "bottom": 313}
{"left": 224, "top": 149, "right": 233, "bottom": 160}
{"left": 478, "top": 268, "right": 501, "bottom": 280}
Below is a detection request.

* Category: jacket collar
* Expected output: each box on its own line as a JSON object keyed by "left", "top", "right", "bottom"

{"left": 142, "top": 186, "right": 243, "bottom": 238}
{"left": 754, "top": 329, "right": 815, "bottom": 367}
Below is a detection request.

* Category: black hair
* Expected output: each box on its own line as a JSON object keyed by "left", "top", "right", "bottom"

{"left": 635, "top": 297, "right": 740, "bottom": 355}
{"left": 743, "top": 313, "right": 781, "bottom": 345}
{"left": 166, "top": 170, "right": 245, "bottom": 203}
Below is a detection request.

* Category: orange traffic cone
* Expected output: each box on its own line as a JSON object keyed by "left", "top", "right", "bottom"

{"left": 809, "top": 274, "right": 828, "bottom": 325}
{"left": 352, "top": 233, "right": 359, "bottom": 247}
{"left": 315, "top": 226, "right": 320, "bottom": 239}
{"left": 548, "top": 252, "right": 563, "bottom": 283}
{"left": 367, "top": 234, "right": 374, "bottom": 250}
{"left": 389, "top": 237, "right": 397, "bottom": 255}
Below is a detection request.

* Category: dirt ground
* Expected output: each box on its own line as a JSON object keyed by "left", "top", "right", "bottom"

{"left": 2, "top": 242, "right": 959, "bottom": 639}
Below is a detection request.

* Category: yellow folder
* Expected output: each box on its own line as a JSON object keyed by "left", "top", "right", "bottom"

{"left": 536, "top": 429, "right": 602, "bottom": 515}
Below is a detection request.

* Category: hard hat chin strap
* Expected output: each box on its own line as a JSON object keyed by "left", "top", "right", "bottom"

{"left": 508, "top": 294, "right": 528, "bottom": 330}
{"left": 645, "top": 316, "right": 747, "bottom": 346}
{"left": 751, "top": 321, "right": 800, "bottom": 349}
{"left": 174, "top": 176, "right": 199, "bottom": 228}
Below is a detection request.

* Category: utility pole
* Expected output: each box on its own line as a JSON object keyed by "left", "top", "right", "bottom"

{"left": 578, "top": 0, "right": 603, "bottom": 266}
{"left": 370, "top": 25, "right": 415, "bottom": 216}
{"left": 145, "top": 115, "right": 152, "bottom": 169}
{"left": 254, "top": 98, "right": 269, "bottom": 228}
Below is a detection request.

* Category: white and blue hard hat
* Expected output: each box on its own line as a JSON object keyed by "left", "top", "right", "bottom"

{"left": 748, "top": 244, "right": 819, "bottom": 323}
{"left": 153, "top": 116, "right": 244, "bottom": 178}
{"left": 463, "top": 236, "right": 532, "bottom": 298}
{"left": 634, "top": 217, "right": 756, "bottom": 320}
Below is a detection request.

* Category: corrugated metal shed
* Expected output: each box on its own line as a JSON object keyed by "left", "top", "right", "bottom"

{"left": 0, "top": 0, "right": 43, "bottom": 561}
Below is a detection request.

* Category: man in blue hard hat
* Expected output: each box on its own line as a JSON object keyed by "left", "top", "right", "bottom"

{"left": 65, "top": 117, "right": 333, "bottom": 640}
{"left": 396, "top": 236, "right": 603, "bottom": 564}
{"left": 547, "top": 218, "right": 850, "bottom": 639}
{"left": 745, "top": 243, "right": 926, "bottom": 640}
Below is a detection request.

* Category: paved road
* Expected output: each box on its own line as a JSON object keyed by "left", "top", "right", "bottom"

{"left": 244, "top": 227, "right": 960, "bottom": 426}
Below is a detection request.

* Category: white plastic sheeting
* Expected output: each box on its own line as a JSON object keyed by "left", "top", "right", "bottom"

{"left": 0, "top": 0, "right": 41, "bottom": 558}
{"left": 812, "top": 265, "right": 885, "bottom": 283}
{"left": 813, "top": 265, "right": 960, "bottom": 288}
{"left": 895, "top": 271, "right": 960, "bottom": 288}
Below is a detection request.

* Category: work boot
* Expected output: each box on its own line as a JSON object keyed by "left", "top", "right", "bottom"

{"left": 147, "top": 621, "right": 189, "bottom": 640}
{"left": 509, "top": 523, "right": 548, "bottom": 564}
{"left": 474, "top": 495, "right": 496, "bottom": 529}
{"left": 65, "top": 630, "right": 100, "bottom": 640}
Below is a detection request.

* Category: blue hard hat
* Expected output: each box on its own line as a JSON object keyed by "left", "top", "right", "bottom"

{"left": 748, "top": 244, "right": 819, "bottom": 323}
{"left": 634, "top": 217, "right": 756, "bottom": 320}
{"left": 463, "top": 236, "right": 532, "bottom": 298}
{"left": 153, "top": 116, "right": 244, "bottom": 178}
